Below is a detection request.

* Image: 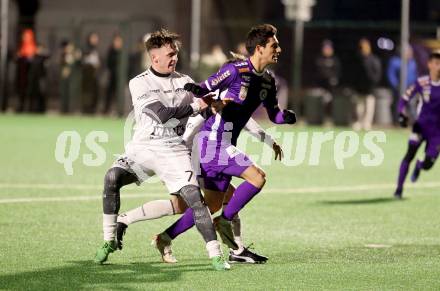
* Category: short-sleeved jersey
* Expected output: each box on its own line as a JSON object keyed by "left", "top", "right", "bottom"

{"left": 399, "top": 75, "right": 440, "bottom": 132}
{"left": 199, "top": 58, "right": 279, "bottom": 146}
{"left": 128, "top": 69, "right": 195, "bottom": 146}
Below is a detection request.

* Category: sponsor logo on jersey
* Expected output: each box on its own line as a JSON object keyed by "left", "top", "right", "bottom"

{"left": 175, "top": 88, "right": 186, "bottom": 95}
{"left": 239, "top": 85, "right": 248, "bottom": 101}
{"left": 262, "top": 73, "right": 272, "bottom": 82}
{"left": 234, "top": 61, "right": 248, "bottom": 67}
{"left": 150, "top": 89, "right": 160, "bottom": 93}
{"left": 242, "top": 75, "right": 251, "bottom": 82}
{"left": 238, "top": 67, "right": 250, "bottom": 73}
{"left": 137, "top": 93, "right": 149, "bottom": 100}
{"left": 261, "top": 83, "right": 272, "bottom": 89}
{"left": 211, "top": 70, "right": 231, "bottom": 86}
{"left": 259, "top": 89, "right": 268, "bottom": 101}
{"left": 163, "top": 89, "right": 173, "bottom": 93}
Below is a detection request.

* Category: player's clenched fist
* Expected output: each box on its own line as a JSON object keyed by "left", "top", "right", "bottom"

{"left": 282, "top": 109, "right": 297, "bottom": 124}
{"left": 184, "top": 83, "right": 203, "bottom": 96}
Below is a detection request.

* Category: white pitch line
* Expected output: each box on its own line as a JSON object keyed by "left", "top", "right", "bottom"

{"left": 0, "top": 182, "right": 439, "bottom": 204}
{"left": 0, "top": 193, "right": 164, "bottom": 204}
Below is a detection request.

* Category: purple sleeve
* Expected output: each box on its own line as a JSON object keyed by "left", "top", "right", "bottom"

{"left": 263, "top": 78, "right": 285, "bottom": 124}
{"left": 398, "top": 81, "right": 421, "bottom": 114}
{"left": 199, "top": 63, "right": 237, "bottom": 96}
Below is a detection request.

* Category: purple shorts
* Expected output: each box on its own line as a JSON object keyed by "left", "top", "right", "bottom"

{"left": 198, "top": 145, "right": 253, "bottom": 192}
{"left": 414, "top": 123, "right": 440, "bottom": 159}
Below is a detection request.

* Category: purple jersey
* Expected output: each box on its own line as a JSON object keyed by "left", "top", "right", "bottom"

{"left": 193, "top": 58, "right": 288, "bottom": 188}
{"left": 198, "top": 58, "right": 282, "bottom": 147}
{"left": 398, "top": 75, "right": 440, "bottom": 134}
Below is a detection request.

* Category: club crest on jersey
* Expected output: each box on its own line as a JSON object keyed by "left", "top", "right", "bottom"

{"left": 423, "top": 87, "right": 431, "bottom": 102}
{"left": 239, "top": 85, "right": 248, "bottom": 100}
{"left": 259, "top": 89, "right": 268, "bottom": 101}
{"left": 211, "top": 70, "right": 231, "bottom": 86}
{"left": 263, "top": 73, "right": 272, "bottom": 82}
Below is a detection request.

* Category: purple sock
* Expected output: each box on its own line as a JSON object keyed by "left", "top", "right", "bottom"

{"left": 165, "top": 208, "right": 195, "bottom": 239}
{"left": 222, "top": 181, "right": 261, "bottom": 220}
{"left": 416, "top": 160, "right": 423, "bottom": 171}
{"left": 396, "top": 160, "right": 410, "bottom": 191}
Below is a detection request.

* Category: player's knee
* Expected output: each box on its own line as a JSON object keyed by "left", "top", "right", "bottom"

{"left": 170, "top": 196, "right": 187, "bottom": 214}
{"left": 104, "top": 168, "right": 122, "bottom": 191}
{"left": 253, "top": 169, "right": 266, "bottom": 188}
{"left": 103, "top": 168, "right": 125, "bottom": 214}
{"left": 403, "top": 144, "right": 419, "bottom": 162}
{"left": 179, "top": 185, "right": 205, "bottom": 209}
{"left": 422, "top": 157, "right": 436, "bottom": 170}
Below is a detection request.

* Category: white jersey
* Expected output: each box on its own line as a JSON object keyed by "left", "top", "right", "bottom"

{"left": 115, "top": 68, "right": 200, "bottom": 193}
{"left": 128, "top": 69, "right": 196, "bottom": 147}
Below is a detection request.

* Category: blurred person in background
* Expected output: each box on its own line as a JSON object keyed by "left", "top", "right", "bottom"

{"left": 314, "top": 39, "right": 341, "bottom": 116}
{"left": 128, "top": 34, "right": 151, "bottom": 79}
{"left": 235, "top": 42, "right": 249, "bottom": 58}
{"left": 81, "top": 32, "right": 100, "bottom": 114}
{"left": 59, "top": 40, "right": 81, "bottom": 113}
{"left": 0, "top": 32, "right": 12, "bottom": 111}
{"left": 198, "top": 44, "right": 227, "bottom": 79}
{"left": 352, "top": 38, "right": 382, "bottom": 131}
{"left": 387, "top": 45, "right": 418, "bottom": 125}
{"left": 104, "top": 34, "right": 123, "bottom": 115}
{"left": 27, "top": 43, "right": 49, "bottom": 113}
{"left": 15, "top": 28, "right": 37, "bottom": 112}
{"left": 393, "top": 50, "right": 440, "bottom": 199}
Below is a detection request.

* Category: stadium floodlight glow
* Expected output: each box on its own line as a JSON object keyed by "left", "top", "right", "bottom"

{"left": 282, "top": 0, "right": 315, "bottom": 22}
{"left": 377, "top": 37, "right": 394, "bottom": 51}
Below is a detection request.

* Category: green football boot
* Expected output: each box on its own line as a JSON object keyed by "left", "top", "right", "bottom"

{"left": 94, "top": 240, "right": 117, "bottom": 264}
{"left": 211, "top": 255, "right": 231, "bottom": 271}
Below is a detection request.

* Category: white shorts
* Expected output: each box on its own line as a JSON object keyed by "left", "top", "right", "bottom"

{"left": 113, "top": 142, "right": 198, "bottom": 194}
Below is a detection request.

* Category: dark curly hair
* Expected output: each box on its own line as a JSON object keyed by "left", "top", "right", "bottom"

{"left": 245, "top": 24, "right": 277, "bottom": 55}
{"left": 145, "top": 29, "right": 181, "bottom": 52}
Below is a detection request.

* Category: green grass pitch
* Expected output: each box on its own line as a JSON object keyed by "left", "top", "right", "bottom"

{"left": 1, "top": 114, "right": 440, "bottom": 290}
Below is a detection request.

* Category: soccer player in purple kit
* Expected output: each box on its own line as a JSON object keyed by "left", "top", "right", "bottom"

{"left": 394, "top": 49, "right": 440, "bottom": 199}
{"left": 153, "top": 24, "right": 297, "bottom": 262}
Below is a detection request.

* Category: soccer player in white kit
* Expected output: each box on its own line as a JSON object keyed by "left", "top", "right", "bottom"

{"left": 94, "top": 29, "right": 229, "bottom": 270}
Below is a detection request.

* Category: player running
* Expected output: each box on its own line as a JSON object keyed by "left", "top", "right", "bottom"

{"left": 93, "top": 29, "right": 229, "bottom": 270}
{"left": 150, "top": 23, "right": 296, "bottom": 262}
{"left": 394, "top": 49, "right": 440, "bottom": 198}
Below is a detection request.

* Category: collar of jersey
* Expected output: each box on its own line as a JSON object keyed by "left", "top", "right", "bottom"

{"left": 247, "top": 58, "right": 264, "bottom": 76}
{"left": 150, "top": 67, "right": 171, "bottom": 78}
{"left": 432, "top": 79, "right": 440, "bottom": 86}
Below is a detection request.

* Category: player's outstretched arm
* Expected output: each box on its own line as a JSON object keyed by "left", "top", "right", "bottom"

{"left": 244, "top": 117, "right": 283, "bottom": 160}
{"left": 142, "top": 101, "right": 205, "bottom": 123}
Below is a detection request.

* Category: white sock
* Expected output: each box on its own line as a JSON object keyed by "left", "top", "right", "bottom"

{"left": 103, "top": 214, "right": 117, "bottom": 241}
{"left": 206, "top": 240, "right": 222, "bottom": 258}
{"left": 118, "top": 200, "right": 174, "bottom": 225}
